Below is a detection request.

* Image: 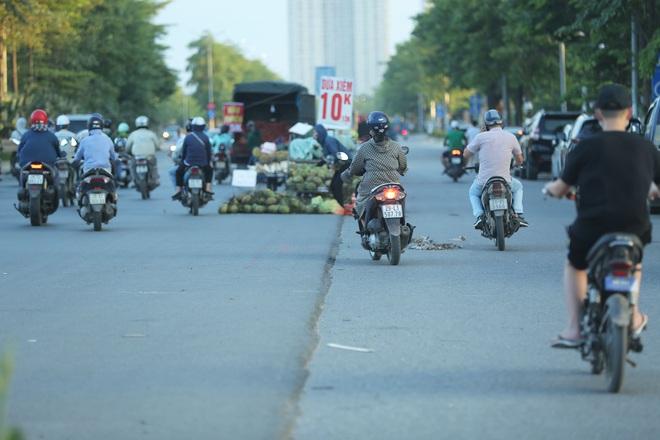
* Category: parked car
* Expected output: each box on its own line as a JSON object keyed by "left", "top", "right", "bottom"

{"left": 520, "top": 110, "right": 581, "bottom": 180}
{"left": 551, "top": 114, "right": 603, "bottom": 178}
{"left": 643, "top": 97, "right": 660, "bottom": 212}
{"left": 551, "top": 123, "right": 574, "bottom": 179}
{"left": 65, "top": 114, "right": 94, "bottom": 136}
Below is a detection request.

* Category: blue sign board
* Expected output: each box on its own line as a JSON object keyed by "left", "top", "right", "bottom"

{"left": 469, "top": 94, "right": 484, "bottom": 120}
{"left": 207, "top": 109, "right": 216, "bottom": 119}
{"left": 315, "top": 66, "right": 336, "bottom": 95}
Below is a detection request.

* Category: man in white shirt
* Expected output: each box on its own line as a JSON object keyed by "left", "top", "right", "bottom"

{"left": 127, "top": 115, "right": 160, "bottom": 185}
{"left": 463, "top": 109, "right": 527, "bottom": 229}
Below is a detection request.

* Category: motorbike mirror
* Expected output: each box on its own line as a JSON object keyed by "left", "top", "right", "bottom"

{"left": 11, "top": 138, "right": 20, "bottom": 145}
{"left": 59, "top": 138, "right": 68, "bottom": 147}
{"left": 336, "top": 152, "right": 349, "bottom": 161}
{"left": 627, "top": 118, "right": 643, "bottom": 134}
{"left": 402, "top": 146, "right": 410, "bottom": 155}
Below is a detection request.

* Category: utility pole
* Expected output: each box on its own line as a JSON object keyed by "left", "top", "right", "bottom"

{"left": 501, "top": 74, "right": 509, "bottom": 124}
{"left": 559, "top": 42, "right": 567, "bottom": 112}
{"left": 207, "top": 36, "right": 215, "bottom": 128}
{"left": 631, "top": 13, "right": 639, "bottom": 117}
{"left": 417, "top": 93, "right": 424, "bottom": 133}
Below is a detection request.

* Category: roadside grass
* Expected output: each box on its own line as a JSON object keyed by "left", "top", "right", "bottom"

{"left": 0, "top": 355, "right": 23, "bottom": 440}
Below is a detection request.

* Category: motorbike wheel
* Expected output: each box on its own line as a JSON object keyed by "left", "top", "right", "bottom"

{"left": 452, "top": 176, "right": 458, "bottom": 182}
{"left": 604, "top": 315, "right": 627, "bottom": 393}
{"left": 495, "top": 216, "right": 506, "bottom": 251}
{"left": 387, "top": 234, "right": 401, "bottom": 266}
{"left": 93, "top": 211, "right": 103, "bottom": 232}
{"left": 29, "top": 196, "right": 42, "bottom": 227}
{"left": 369, "top": 250, "right": 382, "bottom": 261}
{"left": 191, "top": 193, "right": 200, "bottom": 216}
{"left": 140, "top": 183, "right": 149, "bottom": 200}
{"left": 591, "top": 351, "right": 604, "bottom": 375}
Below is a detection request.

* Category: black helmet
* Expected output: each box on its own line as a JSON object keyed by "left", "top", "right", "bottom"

{"left": 185, "top": 118, "right": 193, "bottom": 133}
{"left": 367, "top": 111, "right": 389, "bottom": 141}
{"left": 483, "top": 109, "right": 503, "bottom": 127}
{"left": 103, "top": 118, "right": 113, "bottom": 129}
{"left": 88, "top": 113, "right": 104, "bottom": 130}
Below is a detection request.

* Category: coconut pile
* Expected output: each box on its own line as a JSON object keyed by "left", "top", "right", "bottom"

{"left": 219, "top": 189, "right": 343, "bottom": 215}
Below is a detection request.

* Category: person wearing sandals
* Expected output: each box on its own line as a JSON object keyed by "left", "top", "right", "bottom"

{"left": 544, "top": 84, "right": 660, "bottom": 348}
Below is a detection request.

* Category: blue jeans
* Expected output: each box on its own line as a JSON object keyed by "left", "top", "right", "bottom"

{"left": 168, "top": 166, "right": 177, "bottom": 187}
{"left": 469, "top": 178, "right": 524, "bottom": 217}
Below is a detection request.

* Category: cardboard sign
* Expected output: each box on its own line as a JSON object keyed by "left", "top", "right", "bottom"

{"left": 223, "top": 102, "right": 245, "bottom": 132}
{"left": 231, "top": 169, "right": 257, "bottom": 188}
{"left": 317, "top": 76, "right": 353, "bottom": 130}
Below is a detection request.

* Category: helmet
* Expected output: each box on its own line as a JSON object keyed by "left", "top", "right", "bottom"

{"left": 56, "top": 115, "right": 70, "bottom": 128}
{"left": 30, "top": 109, "right": 49, "bottom": 131}
{"left": 117, "top": 122, "right": 129, "bottom": 134}
{"left": 221, "top": 124, "right": 230, "bottom": 134}
{"left": 88, "top": 113, "right": 104, "bottom": 130}
{"left": 103, "top": 118, "right": 113, "bottom": 129}
{"left": 367, "top": 111, "right": 389, "bottom": 142}
{"left": 483, "top": 109, "right": 503, "bottom": 127}
{"left": 191, "top": 116, "right": 206, "bottom": 131}
{"left": 135, "top": 115, "right": 149, "bottom": 128}
{"left": 450, "top": 120, "right": 459, "bottom": 129}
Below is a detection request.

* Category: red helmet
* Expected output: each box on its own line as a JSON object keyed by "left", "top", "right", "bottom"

{"left": 30, "top": 109, "right": 49, "bottom": 127}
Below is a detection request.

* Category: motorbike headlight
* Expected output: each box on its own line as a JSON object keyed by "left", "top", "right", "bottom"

{"left": 169, "top": 145, "right": 176, "bottom": 152}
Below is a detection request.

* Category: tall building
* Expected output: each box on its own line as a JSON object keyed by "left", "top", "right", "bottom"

{"left": 288, "top": 0, "right": 389, "bottom": 96}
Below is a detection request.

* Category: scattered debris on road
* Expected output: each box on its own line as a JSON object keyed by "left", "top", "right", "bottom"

{"left": 409, "top": 235, "right": 464, "bottom": 250}
{"left": 327, "top": 343, "right": 374, "bottom": 353}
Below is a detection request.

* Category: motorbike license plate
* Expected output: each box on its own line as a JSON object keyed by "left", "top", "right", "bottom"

{"left": 451, "top": 157, "right": 462, "bottom": 165}
{"left": 27, "top": 174, "right": 44, "bottom": 185}
{"left": 604, "top": 275, "right": 635, "bottom": 292}
{"left": 89, "top": 193, "right": 106, "bottom": 205}
{"left": 60, "top": 170, "right": 69, "bottom": 178}
{"left": 188, "top": 178, "right": 203, "bottom": 189}
{"left": 382, "top": 204, "right": 403, "bottom": 219}
{"left": 217, "top": 162, "right": 226, "bottom": 170}
{"left": 136, "top": 165, "right": 148, "bottom": 173}
{"left": 489, "top": 198, "right": 508, "bottom": 210}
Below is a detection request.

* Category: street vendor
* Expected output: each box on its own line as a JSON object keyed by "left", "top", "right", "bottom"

{"left": 314, "top": 124, "right": 352, "bottom": 161}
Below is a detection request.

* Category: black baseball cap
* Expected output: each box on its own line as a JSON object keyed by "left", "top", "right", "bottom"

{"left": 595, "top": 84, "right": 632, "bottom": 110}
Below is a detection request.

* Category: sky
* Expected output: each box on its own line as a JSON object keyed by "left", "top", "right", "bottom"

{"left": 155, "top": 0, "right": 425, "bottom": 90}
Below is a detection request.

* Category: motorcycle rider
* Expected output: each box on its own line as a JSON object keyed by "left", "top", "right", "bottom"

{"left": 17, "top": 109, "right": 63, "bottom": 176}
{"left": 463, "top": 109, "right": 527, "bottom": 229}
{"left": 340, "top": 111, "right": 407, "bottom": 232}
{"left": 169, "top": 119, "right": 192, "bottom": 187}
{"left": 7, "top": 117, "right": 28, "bottom": 180}
{"left": 73, "top": 114, "right": 117, "bottom": 175}
{"left": 211, "top": 124, "right": 234, "bottom": 154}
{"left": 127, "top": 115, "right": 160, "bottom": 186}
{"left": 544, "top": 84, "right": 660, "bottom": 348}
{"left": 102, "top": 119, "right": 113, "bottom": 138}
{"left": 55, "top": 115, "right": 78, "bottom": 161}
{"left": 172, "top": 116, "right": 213, "bottom": 199}
{"left": 442, "top": 120, "right": 466, "bottom": 169}
{"left": 114, "top": 122, "right": 130, "bottom": 152}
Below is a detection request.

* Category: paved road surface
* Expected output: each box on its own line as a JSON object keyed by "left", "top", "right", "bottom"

{"left": 1, "top": 137, "right": 659, "bottom": 439}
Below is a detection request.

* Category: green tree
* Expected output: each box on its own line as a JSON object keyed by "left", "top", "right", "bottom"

{"left": 186, "top": 32, "right": 279, "bottom": 110}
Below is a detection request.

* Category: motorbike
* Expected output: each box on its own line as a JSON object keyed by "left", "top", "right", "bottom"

{"left": 579, "top": 233, "right": 644, "bottom": 393}
{"left": 55, "top": 158, "right": 75, "bottom": 207}
{"left": 14, "top": 162, "right": 59, "bottom": 226}
{"left": 133, "top": 156, "right": 157, "bottom": 199}
{"left": 477, "top": 175, "right": 521, "bottom": 251}
{"left": 445, "top": 148, "right": 466, "bottom": 182}
{"left": 178, "top": 166, "right": 212, "bottom": 216}
{"left": 116, "top": 152, "right": 132, "bottom": 188}
{"left": 213, "top": 145, "right": 231, "bottom": 184}
{"left": 352, "top": 147, "right": 413, "bottom": 265}
{"left": 77, "top": 168, "right": 117, "bottom": 231}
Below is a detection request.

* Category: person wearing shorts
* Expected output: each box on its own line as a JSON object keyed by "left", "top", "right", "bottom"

{"left": 544, "top": 83, "right": 660, "bottom": 348}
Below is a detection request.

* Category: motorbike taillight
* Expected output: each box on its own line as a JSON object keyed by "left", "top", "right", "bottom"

{"left": 491, "top": 182, "right": 505, "bottom": 197}
{"left": 375, "top": 187, "right": 404, "bottom": 202}
{"left": 610, "top": 261, "right": 633, "bottom": 277}
{"left": 90, "top": 177, "right": 109, "bottom": 184}
{"left": 451, "top": 149, "right": 462, "bottom": 156}
{"left": 190, "top": 168, "right": 201, "bottom": 176}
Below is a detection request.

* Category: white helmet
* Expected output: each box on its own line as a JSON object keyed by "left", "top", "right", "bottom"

{"left": 450, "top": 120, "right": 459, "bottom": 129}
{"left": 135, "top": 115, "right": 149, "bottom": 128}
{"left": 56, "top": 115, "right": 70, "bottom": 127}
{"left": 191, "top": 116, "right": 206, "bottom": 131}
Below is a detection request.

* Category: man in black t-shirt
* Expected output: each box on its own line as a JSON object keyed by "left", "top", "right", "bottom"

{"left": 544, "top": 84, "right": 660, "bottom": 348}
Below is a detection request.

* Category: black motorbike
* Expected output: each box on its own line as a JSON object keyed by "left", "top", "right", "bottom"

{"left": 15, "top": 162, "right": 59, "bottom": 226}
{"left": 579, "top": 233, "right": 644, "bottom": 393}
{"left": 55, "top": 158, "right": 75, "bottom": 207}
{"left": 116, "top": 152, "right": 132, "bottom": 188}
{"left": 77, "top": 168, "right": 117, "bottom": 231}
{"left": 133, "top": 156, "right": 157, "bottom": 199}
{"left": 10, "top": 138, "right": 20, "bottom": 181}
{"left": 445, "top": 148, "right": 466, "bottom": 182}
{"left": 213, "top": 145, "right": 231, "bottom": 184}
{"left": 479, "top": 176, "right": 521, "bottom": 251}
{"left": 356, "top": 183, "right": 414, "bottom": 265}
{"left": 178, "top": 166, "right": 211, "bottom": 216}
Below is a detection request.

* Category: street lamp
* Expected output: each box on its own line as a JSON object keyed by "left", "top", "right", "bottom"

{"left": 557, "top": 30, "right": 585, "bottom": 112}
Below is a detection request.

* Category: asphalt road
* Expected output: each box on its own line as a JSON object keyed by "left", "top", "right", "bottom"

{"left": 1, "top": 137, "right": 659, "bottom": 440}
